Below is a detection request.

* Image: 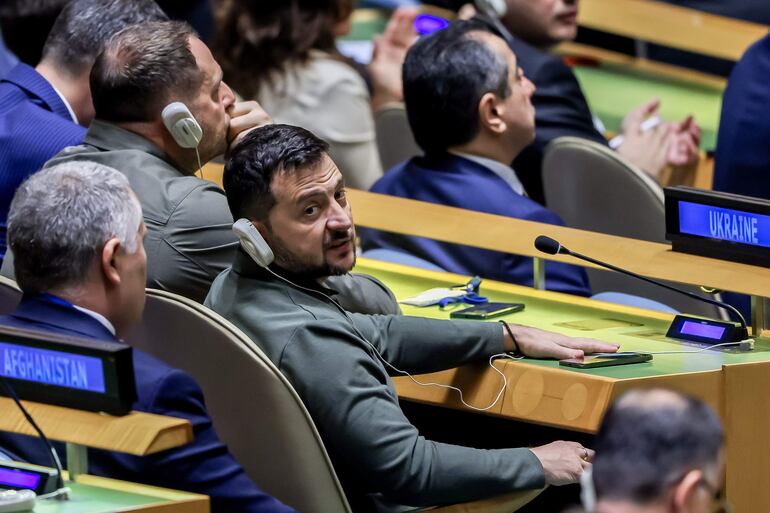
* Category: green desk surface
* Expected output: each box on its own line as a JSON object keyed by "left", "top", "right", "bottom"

{"left": 34, "top": 482, "right": 166, "bottom": 512}
{"left": 354, "top": 259, "right": 770, "bottom": 380}
{"left": 574, "top": 64, "right": 723, "bottom": 151}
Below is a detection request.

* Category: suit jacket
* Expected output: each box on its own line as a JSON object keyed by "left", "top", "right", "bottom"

{"left": 360, "top": 154, "right": 591, "bottom": 297}
{"left": 509, "top": 38, "right": 607, "bottom": 204}
{"left": 0, "top": 294, "right": 295, "bottom": 513}
{"left": 714, "top": 33, "right": 770, "bottom": 199}
{"left": 0, "top": 63, "right": 86, "bottom": 260}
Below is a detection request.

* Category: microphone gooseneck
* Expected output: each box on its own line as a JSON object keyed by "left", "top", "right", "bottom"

{"left": 534, "top": 235, "right": 748, "bottom": 329}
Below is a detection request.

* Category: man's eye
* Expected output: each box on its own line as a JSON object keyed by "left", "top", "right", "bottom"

{"left": 304, "top": 206, "right": 318, "bottom": 216}
{"left": 335, "top": 190, "right": 347, "bottom": 202}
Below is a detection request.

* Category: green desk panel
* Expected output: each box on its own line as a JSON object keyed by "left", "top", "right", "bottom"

{"left": 574, "top": 64, "right": 723, "bottom": 151}
{"left": 354, "top": 261, "right": 770, "bottom": 380}
{"left": 35, "top": 482, "right": 165, "bottom": 512}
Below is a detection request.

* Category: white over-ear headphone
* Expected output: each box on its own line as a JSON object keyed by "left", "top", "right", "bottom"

{"left": 475, "top": 0, "right": 507, "bottom": 18}
{"left": 161, "top": 102, "right": 203, "bottom": 149}
{"left": 232, "top": 218, "right": 274, "bottom": 267}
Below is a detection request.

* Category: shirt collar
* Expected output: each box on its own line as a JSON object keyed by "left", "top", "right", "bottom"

{"left": 449, "top": 151, "right": 527, "bottom": 196}
{"left": 71, "top": 305, "right": 116, "bottom": 336}
{"left": 49, "top": 82, "right": 78, "bottom": 124}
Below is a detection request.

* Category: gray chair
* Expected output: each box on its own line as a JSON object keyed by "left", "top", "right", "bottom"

{"left": 0, "top": 275, "right": 20, "bottom": 314}
{"left": 129, "top": 289, "right": 352, "bottom": 513}
{"left": 542, "top": 136, "right": 726, "bottom": 319}
{"left": 374, "top": 103, "right": 422, "bottom": 172}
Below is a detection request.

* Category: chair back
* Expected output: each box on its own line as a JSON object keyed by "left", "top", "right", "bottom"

{"left": 374, "top": 103, "right": 422, "bottom": 172}
{"left": 542, "top": 137, "right": 725, "bottom": 318}
{"left": 130, "top": 289, "right": 352, "bottom": 513}
{"left": 0, "top": 276, "right": 20, "bottom": 314}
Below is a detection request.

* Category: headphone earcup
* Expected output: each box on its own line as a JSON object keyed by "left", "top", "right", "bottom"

{"left": 232, "top": 218, "right": 274, "bottom": 267}
{"left": 162, "top": 102, "right": 203, "bottom": 149}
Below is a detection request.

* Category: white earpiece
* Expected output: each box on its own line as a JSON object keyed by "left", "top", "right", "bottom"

{"left": 161, "top": 102, "right": 203, "bottom": 149}
{"left": 476, "top": 0, "right": 507, "bottom": 18}
{"left": 232, "top": 218, "right": 274, "bottom": 267}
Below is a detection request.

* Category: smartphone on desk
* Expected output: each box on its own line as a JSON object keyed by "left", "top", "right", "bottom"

{"left": 449, "top": 302, "right": 525, "bottom": 320}
{"left": 560, "top": 352, "right": 653, "bottom": 369}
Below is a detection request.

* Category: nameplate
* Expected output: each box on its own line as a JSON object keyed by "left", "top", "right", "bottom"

{"left": 666, "top": 187, "right": 770, "bottom": 267}
{"left": 0, "top": 326, "right": 136, "bottom": 415}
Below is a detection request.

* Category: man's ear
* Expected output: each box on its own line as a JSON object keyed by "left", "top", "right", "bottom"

{"left": 101, "top": 238, "right": 122, "bottom": 286}
{"left": 672, "top": 469, "right": 702, "bottom": 512}
{"left": 478, "top": 92, "right": 506, "bottom": 134}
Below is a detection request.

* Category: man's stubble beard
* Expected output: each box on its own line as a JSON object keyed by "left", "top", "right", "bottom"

{"left": 268, "top": 228, "right": 356, "bottom": 279}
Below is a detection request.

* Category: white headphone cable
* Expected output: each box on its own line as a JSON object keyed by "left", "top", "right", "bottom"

{"left": 263, "top": 266, "right": 517, "bottom": 412}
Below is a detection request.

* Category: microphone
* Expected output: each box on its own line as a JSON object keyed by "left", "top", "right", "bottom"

{"left": 533, "top": 235, "right": 750, "bottom": 341}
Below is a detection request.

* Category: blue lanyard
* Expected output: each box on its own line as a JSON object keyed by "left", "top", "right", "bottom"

{"left": 438, "top": 276, "right": 489, "bottom": 308}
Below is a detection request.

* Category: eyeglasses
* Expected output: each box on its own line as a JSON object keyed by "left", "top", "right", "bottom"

{"left": 698, "top": 478, "right": 731, "bottom": 513}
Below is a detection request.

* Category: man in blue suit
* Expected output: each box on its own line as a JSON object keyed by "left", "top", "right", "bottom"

{"left": 0, "top": 0, "right": 167, "bottom": 262}
{"left": 0, "top": 162, "right": 295, "bottom": 513}
{"left": 360, "top": 20, "right": 591, "bottom": 296}
{"left": 714, "top": 33, "right": 770, "bottom": 200}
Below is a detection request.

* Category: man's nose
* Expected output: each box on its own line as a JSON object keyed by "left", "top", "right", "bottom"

{"left": 327, "top": 202, "right": 352, "bottom": 232}
{"left": 222, "top": 81, "right": 235, "bottom": 108}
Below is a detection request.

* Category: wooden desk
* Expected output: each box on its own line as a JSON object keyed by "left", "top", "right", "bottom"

{"left": 348, "top": 189, "right": 770, "bottom": 300}
{"left": 354, "top": 257, "right": 770, "bottom": 513}
{"left": 0, "top": 398, "right": 193, "bottom": 481}
{"left": 578, "top": 0, "right": 768, "bottom": 62}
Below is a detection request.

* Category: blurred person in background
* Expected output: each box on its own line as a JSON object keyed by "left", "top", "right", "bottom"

{"left": 215, "top": 0, "right": 418, "bottom": 190}
{"left": 572, "top": 388, "right": 726, "bottom": 513}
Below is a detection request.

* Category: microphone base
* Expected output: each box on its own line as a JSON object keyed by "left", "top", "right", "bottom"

{"left": 666, "top": 315, "right": 750, "bottom": 348}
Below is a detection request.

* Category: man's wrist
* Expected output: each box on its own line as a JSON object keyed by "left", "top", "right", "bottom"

{"left": 500, "top": 321, "right": 524, "bottom": 356}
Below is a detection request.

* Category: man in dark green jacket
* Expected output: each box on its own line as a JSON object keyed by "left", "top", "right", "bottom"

{"left": 206, "top": 124, "right": 618, "bottom": 512}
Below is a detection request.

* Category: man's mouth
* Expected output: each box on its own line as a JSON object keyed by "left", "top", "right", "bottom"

{"left": 557, "top": 10, "right": 578, "bottom": 23}
{"left": 326, "top": 238, "right": 352, "bottom": 251}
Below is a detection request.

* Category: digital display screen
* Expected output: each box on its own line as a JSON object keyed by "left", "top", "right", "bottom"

{"left": 680, "top": 321, "right": 726, "bottom": 340}
{"left": 0, "top": 468, "right": 41, "bottom": 489}
{"left": 0, "top": 341, "right": 106, "bottom": 393}
{"left": 414, "top": 14, "right": 450, "bottom": 35}
{"left": 678, "top": 201, "right": 770, "bottom": 248}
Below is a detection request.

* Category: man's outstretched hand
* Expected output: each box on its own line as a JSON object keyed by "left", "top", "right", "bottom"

{"left": 502, "top": 323, "right": 620, "bottom": 360}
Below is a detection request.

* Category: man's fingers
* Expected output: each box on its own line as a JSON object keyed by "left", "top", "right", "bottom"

{"left": 227, "top": 100, "right": 262, "bottom": 118}
{"left": 571, "top": 339, "right": 621, "bottom": 354}
{"left": 550, "top": 345, "right": 583, "bottom": 360}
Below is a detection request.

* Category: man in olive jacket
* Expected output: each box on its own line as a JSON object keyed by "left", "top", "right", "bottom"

{"left": 206, "top": 124, "right": 618, "bottom": 513}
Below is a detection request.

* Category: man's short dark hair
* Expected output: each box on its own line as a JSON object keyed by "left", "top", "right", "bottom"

{"left": 40, "top": 0, "right": 167, "bottom": 76}
{"left": 592, "top": 389, "right": 724, "bottom": 504}
{"left": 403, "top": 19, "right": 511, "bottom": 154}
{"left": 90, "top": 20, "right": 201, "bottom": 123}
{"left": 224, "top": 124, "right": 330, "bottom": 221}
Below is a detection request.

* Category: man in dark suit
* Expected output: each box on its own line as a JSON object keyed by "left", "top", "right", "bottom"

{"left": 499, "top": 0, "right": 700, "bottom": 203}
{"left": 0, "top": 162, "right": 295, "bottom": 513}
{"left": 360, "top": 20, "right": 591, "bottom": 296}
{"left": 713, "top": 33, "right": 770, "bottom": 200}
{"left": 0, "top": 0, "right": 167, "bottom": 262}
